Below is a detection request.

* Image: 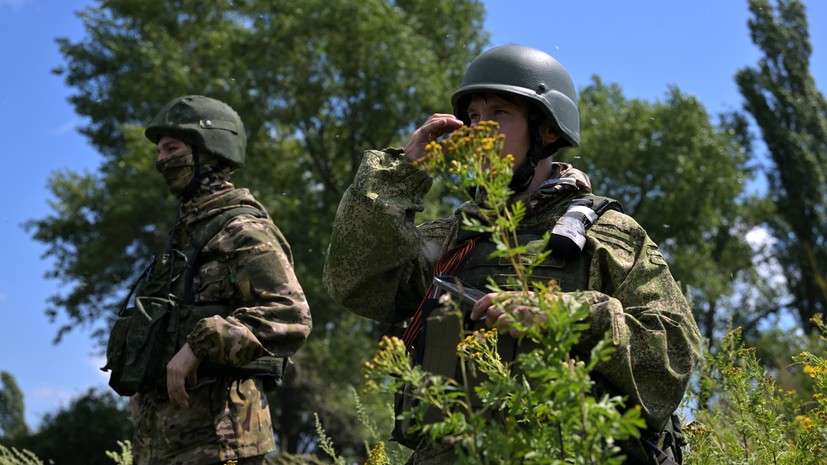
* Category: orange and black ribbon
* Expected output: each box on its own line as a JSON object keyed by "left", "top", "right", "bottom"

{"left": 401, "top": 235, "right": 482, "bottom": 350}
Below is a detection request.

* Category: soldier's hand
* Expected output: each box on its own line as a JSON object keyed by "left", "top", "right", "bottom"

{"left": 403, "top": 114, "right": 463, "bottom": 162}
{"left": 471, "top": 291, "right": 547, "bottom": 338}
{"left": 166, "top": 343, "right": 201, "bottom": 408}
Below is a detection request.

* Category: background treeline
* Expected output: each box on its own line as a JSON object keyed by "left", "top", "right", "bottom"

{"left": 1, "top": 0, "right": 825, "bottom": 463}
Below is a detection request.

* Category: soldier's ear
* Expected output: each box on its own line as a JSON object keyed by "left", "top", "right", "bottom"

{"left": 539, "top": 119, "right": 560, "bottom": 146}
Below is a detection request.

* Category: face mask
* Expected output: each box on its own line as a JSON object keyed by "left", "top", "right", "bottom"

{"left": 156, "top": 151, "right": 195, "bottom": 196}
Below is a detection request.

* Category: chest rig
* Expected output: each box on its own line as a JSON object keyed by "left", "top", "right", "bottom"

{"left": 422, "top": 193, "right": 619, "bottom": 369}
{"left": 104, "top": 206, "right": 287, "bottom": 396}
{"left": 392, "top": 194, "right": 621, "bottom": 446}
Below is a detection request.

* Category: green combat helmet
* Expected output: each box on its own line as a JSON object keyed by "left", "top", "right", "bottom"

{"left": 145, "top": 95, "right": 246, "bottom": 167}
{"left": 451, "top": 44, "right": 580, "bottom": 153}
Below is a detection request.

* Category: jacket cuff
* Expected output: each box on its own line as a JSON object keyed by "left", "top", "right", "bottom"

{"left": 186, "top": 316, "right": 216, "bottom": 361}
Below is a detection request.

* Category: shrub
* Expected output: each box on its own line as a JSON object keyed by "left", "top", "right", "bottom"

{"left": 685, "top": 316, "right": 827, "bottom": 465}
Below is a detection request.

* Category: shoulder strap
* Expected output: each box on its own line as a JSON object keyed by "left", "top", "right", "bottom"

{"left": 117, "top": 257, "right": 156, "bottom": 317}
{"left": 573, "top": 193, "right": 623, "bottom": 217}
{"left": 182, "top": 206, "right": 267, "bottom": 301}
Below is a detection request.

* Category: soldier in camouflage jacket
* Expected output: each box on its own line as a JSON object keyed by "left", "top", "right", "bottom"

{"left": 323, "top": 46, "right": 701, "bottom": 465}
{"left": 106, "top": 95, "right": 311, "bottom": 465}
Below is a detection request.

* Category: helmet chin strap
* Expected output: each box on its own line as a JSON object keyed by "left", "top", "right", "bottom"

{"left": 509, "top": 160, "right": 536, "bottom": 193}
{"left": 180, "top": 146, "right": 203, "bottom": 200}
{"left": 179, "top": 146, "right": 231, "bottom": 200}
{"left": 510, "top": 111, "right": 558, "bottom": 194}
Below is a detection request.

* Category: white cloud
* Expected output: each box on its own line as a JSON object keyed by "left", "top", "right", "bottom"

{"left": 0, "top": 292, "right": 6, "bottom": 302}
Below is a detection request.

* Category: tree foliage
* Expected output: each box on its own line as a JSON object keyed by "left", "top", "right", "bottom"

{"left": 35, "top": 0, "right": 487, "bottom": 340}
{"left": 30, "top": 0, "right": 487, "bottom": 455}
{"left": 573, "top": 78, "right": 761, "bottom": 342}
{"left": 9, "top": 389, "right": 131, "bottom": 465}
{"left": 686, "top": 321, "right": 827, "bottom": 465}
{"left": 0, "top": 372, "right": 28, "bottom": 441}
{"left": 736, "top": 0, "right": 827, "bottom": 331}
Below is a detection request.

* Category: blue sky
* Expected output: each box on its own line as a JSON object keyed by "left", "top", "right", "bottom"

{"left": 1, "top": 0, "right": 825, "bottom": 430}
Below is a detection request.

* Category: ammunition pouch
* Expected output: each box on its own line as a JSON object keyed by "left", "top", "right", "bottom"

{"left": 105, "top": 297, "right": 288, "bottom": 396}
{"left": 105, "top": 296, "right": 181, "bottom": 396}
{"left": 391, "top": 378, "right": 426, "bottom": 449}
{"left": 391, "top": 300, "right": 519, "bottom": 448}
{"left": 102, "top": 313, "right": 131, "bottom": 395}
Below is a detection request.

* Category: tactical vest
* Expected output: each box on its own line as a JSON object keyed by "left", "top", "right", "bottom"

{"left": 397, "top": 194, "right": 688, "bottom": 464}
{"left": 104, "top": 206, "right": 287, "bottom": 396}
{"left": 422, "top": 194, "right": 619, "bottom": 379}
{"left": 393, "top": 194, "right": 620, "bottom": 446}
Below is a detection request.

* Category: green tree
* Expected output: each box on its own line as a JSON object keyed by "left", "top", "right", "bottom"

{"left": 736, "top": 0, "right": 827, "bottom": 331}
{"left": 10, "top": 389, "right": 131, "bottom": 465}
{"left": 573, "top": 78, "right": 761, "bottom": 343}
{"left": 0, "top": 372, "right": 28, "bottom": 442}
{"left": 28, "top": 0, "right": 487, "bottom": 455}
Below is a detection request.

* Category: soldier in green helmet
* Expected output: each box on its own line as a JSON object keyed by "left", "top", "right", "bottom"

{"left": 103, "top": 95, "right": 312, "bottom": 465}
{"left": 323, "top": 45, "right": 701, "bottom": 465}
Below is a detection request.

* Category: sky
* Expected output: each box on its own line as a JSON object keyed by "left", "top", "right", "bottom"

{"left": 0, "top": 0, "right": 825, "bottom": 431}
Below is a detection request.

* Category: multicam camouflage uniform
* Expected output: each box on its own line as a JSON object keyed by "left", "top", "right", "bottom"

{"left": 323, "top": 149, "right": 702, "bottom": 465}
{"left": 131, "top": 171, "right": 311, "bottom": 465}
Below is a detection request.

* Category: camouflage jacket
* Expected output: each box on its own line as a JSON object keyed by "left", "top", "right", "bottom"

{"left": 172, "top": 182, "right": 311, "bottom": 364}
{"left": 324, "top": 148, "right": 701, "bottom": 434}
{"left": 134, "top": 175, "right": 311, "bottom": 465}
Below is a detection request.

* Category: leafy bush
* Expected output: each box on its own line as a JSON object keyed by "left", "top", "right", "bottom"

{"left": 685, "top": 316, "right": 827, "bottom": 465}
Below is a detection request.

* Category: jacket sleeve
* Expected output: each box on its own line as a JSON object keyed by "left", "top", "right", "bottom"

{"left": 186, "top": 214, "right": 312, "bottom": 366}
{"left": 572, "top": 209, "right": 702, "bottom": 431}
{"left": 323, "top": 149, "right": 454, "bottom": 325}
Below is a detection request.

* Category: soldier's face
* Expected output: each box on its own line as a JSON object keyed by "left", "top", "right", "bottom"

{"left": 156, "top": 136, "right": 191, "bottom": 162}
{"left": 155, "top": 136, "right": 195, "bottom": 196}
{"left": 466, "top": 93, "right": 531, "bottom": 171}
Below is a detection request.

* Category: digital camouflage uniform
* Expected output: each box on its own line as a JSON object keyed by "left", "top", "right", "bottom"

{"left": 131, "top": 172, "right": 312, "bottom": 465}
{"left": 323, "top": 149, "right": 702, "bottom": 465}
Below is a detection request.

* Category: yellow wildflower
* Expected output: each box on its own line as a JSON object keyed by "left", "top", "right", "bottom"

{"left": 364, "top": 442, "right": 391, "bottom": 465}
{"left": 795, "top": 415, "right": 816, "bottom": 431}
{"left": 803, "top": 364, "right": 827, "bottom": 378}
{"left": 684, "top": 421, "right": 710, "bottom": 437}
{"left": 723, "top": 367, "right": 741, "bottom": 377}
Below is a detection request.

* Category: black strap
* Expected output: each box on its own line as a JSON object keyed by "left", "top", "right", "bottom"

{"left": 117, "top": 258, "right": 156, "bottom": 317}
{"left": 576, "top": 193, "right": 624, "bottom": 216}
